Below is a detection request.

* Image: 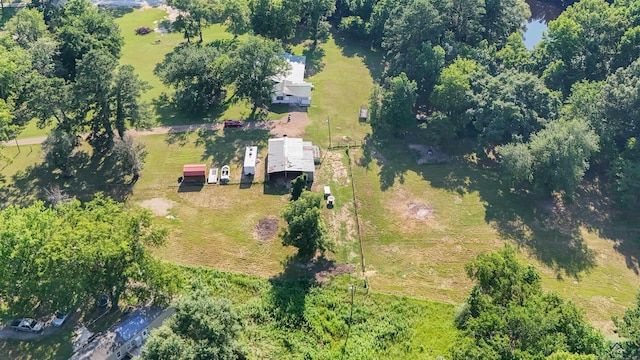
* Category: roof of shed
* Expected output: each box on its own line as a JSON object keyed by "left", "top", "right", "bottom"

{"left": 183, "top": 164, "right": 206, "bottom": 176}
{"left": 267, "top": 138, "right": 315, "bottom": 174}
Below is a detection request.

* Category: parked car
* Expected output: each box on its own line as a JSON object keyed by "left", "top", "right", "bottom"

{"left": 223, "top": 120, "right": 243, "bottom": 128}
{"left": 52, "top": 311, "right": 68, "bottom": 327}
{"left": 10, "top": 318, "right": 44, "bottom": 333}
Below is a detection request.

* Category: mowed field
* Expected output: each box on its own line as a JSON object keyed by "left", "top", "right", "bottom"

{"left": 1, "top": 6, "right": 639, "bottom": 341}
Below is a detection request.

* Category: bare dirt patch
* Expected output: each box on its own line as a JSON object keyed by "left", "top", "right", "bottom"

{"left": 267, "top": 110, "right": 311, "bottom": 138}
{"left": 323, "top": 150, "right": 349, "bottom": 185}
{"left": 139, "top": 198, "right": 176, "bottom": 216}
{"left": 406, "top": 201, "right": 435, "bottom": 221}
{"left": 254, "top": 217, "right": 279, "bottom": 241}
{"left": 314, "top": 263, "right": 356, "bottom": 283}
{"left": 327, "top": 201, "right": 357, "bottom": 244}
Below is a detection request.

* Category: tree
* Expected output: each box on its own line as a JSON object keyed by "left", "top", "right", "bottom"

{"left": 55, "top": 0, "right": 123, "bottom": 78}
{"left": 59, "top": 194, "right": 170, "bottom": 309}
{"left": 498, "top": 118, "right": 600, "bottom": 196}
{"left": 280, "top": 191, "right": 332, "bottom": 261}
{"left": 168, "top": 0, "right": 218, "bottom": 43}
{"left": 155, "top": 43, "right": 232, "bottom": 114}
{"left": 470, "top": 70, "right": 562, "bottom": 146}
{"left": 613, "top": 291, "right": 640, "bottom": 352}
{"left": 72, "top": 50, "right": 151, "bottom": 152}
{"left": 143, "top": 290, "right": 242, "bottom": 360}
{"left": 381, "top": 0, "right": 443, "bottom": 74}
{"left": 41, "top": 128, "right": 78, "bottom": 177}
{"left": 452, "top": 246, "right": 604, "bottom": 360}
{"left": 0, "top": 42, "right": 31, "bottom": 101}
{"left": 301, "top": 0, "right": 335, "bottom": 46}
{"left": 249, "top": 0, "right": 300, "bottom": 40}
{"left": 13, "top": 73, "right": 75, "bottom": 133}
{"left": 495, "top": 32, "right": 533, "bottom": 72}
{"left": 369, "top": 72, "right": 417, "bottom": 134}
{"left": 229, "top": 36, "right": 288, "bottom": 109}
{"left": 611, "top": 138, "right": 640, "bottom": 207}
{"left": 0, "top": 99, "right": 19, "bottom": 143}
{"left": 0, "top": 195, "right": 172, "bottom": 315}
{"left": 3, "top": 8, "right": 48, "bottom": 49}
{"left": 113, "top": 134, "right": 148, "bottom": 180}
{"left": 221, "top": 0, "right": 251, "bottom": 37}
{"left": 481, "top": 0, "right": 529, "bottom": 46}
{"left": 536, "top": 0, "right": 629, "bottom": 93}
{"left": 111, "top": 65, "right": 153, "bottom": 138}
{"left": 27, "top": 36, "right": 61, "bottom": 77}
{"left": 290, "top": 173, "right": 308, "bottom": 201}
{"left": 430, "top": 57, "right": 479, "bottom": 122}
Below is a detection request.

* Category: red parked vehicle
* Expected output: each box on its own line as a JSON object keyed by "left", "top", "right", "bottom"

{"left": 223, "top": 120, "right": 243, "bottom": 128}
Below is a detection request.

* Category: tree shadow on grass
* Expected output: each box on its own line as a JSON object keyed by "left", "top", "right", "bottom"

{"left": 153, "top": 93, "right": 225, "bottom": 127}
{"left": 195, "top": 129, "right": 271, "bottom": 168}
{"left": 331, "top": 29, "right": 384, "bottom": 80}
{"left": 269, "top": 256, "right": 337, "bottom": 327}
{"left": 302, "top": 45, "right": 326, "bottom": 77}
{"left": 0, "top": 150, "right": 135, "bottom": 207}
{"left": 102, "top": 6, "right": 134, "bottom": 19}
{"left": 352, "top": 133, "right": 640, "bottom": 279}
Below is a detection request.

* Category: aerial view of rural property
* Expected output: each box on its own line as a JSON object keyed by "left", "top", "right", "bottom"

{"left": 1, "top": 0, "right": 640, "bottom": 358}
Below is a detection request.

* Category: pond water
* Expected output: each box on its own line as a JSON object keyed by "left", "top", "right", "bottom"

{"left": 523, "top": 0, "right": 566, "bottom": 49}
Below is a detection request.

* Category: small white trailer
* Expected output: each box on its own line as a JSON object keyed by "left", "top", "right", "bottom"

{"left": 243, "top": 146, "right": 258, "bottom": 176}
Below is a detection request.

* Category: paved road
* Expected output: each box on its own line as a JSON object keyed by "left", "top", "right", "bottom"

{"left": 4, "top": 122, "right": 225, "bottom": 147}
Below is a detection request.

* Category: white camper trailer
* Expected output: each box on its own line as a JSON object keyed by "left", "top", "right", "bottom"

{"left": 243, "top": 146, "right": 258, "bottom": 176}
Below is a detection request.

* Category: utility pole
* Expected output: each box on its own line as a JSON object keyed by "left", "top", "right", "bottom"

{"left": 326, "top": 117, "right": 332, "bottom": 149}
{"left": 348, "top": 284, "right": 354, "bottom": 325}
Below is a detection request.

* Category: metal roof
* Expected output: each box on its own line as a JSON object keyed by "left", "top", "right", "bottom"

{"left": 267, "top": 138, "right": 315, "bottom": 174}
{"left": 183, "top": 164, "right": 206, "bottom": 176}
{"left": 274, "top": 53, "right": 306, "bottom": 83}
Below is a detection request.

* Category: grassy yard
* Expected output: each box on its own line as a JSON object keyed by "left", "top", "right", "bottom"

{"left": 348, "top": 138, "right": 640, "bottom": 337}
{"left": 115, "top": 8, "right": 285, "bottom": 127}
{"left": 0, "top": 6, "right": 638, "bottom": 353}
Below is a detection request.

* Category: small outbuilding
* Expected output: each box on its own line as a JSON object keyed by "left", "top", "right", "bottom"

{"left": 183, "top": 164, "right": 206, "bottom": 183}
{"left": 267, "top": 137, "right": 316, "bottom": 182}
{"left": 243, "top": 146, "right": 258, "bottom": 176}
{"left": 359, "top": 107, "right": 368, "bottom": 122}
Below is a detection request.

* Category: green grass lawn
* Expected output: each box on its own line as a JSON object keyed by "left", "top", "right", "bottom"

{"left": 294, "top": 35, "right": 377, "bottom": 147}
{"left": 115, "top": 9, "right": 285, "bottom": 127}
{"left": 0, "top": 332, "right": 74, "bottom": 360}
{"left": 1, "top": 7, "right": 639, "bottom": 349}
{"left": 348, "top": 139, "right": 640, "bottom": 335}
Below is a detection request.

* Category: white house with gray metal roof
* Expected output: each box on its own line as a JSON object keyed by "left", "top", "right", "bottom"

{"left": 272, "top": 54, "right": 313, "bottom": 106}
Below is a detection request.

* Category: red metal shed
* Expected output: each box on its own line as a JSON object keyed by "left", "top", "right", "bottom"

{"left": 183, "top": 164, "right": 206, "bottom": 182}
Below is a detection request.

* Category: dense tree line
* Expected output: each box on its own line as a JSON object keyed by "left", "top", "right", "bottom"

{"left": 0, "top": 194, "right": 177, "bottom": 315}
{"left": 0, "top": 0, "right": 149, "bottom": 163}
{"left": 358, "top": 0, "right": 640, "bottom": 203}
{"left": 453, "top": 247, "right": 604, "bottom": 359}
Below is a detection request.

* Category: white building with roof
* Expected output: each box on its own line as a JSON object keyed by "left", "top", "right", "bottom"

{"left": 272, "top": 54, "right": 313, "bottom": 106}
{"left": 70, "top": 307, "right": 174, "bottom": 360}
{"left": 267, "top": 137, "right": 319, "bottom": 182}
